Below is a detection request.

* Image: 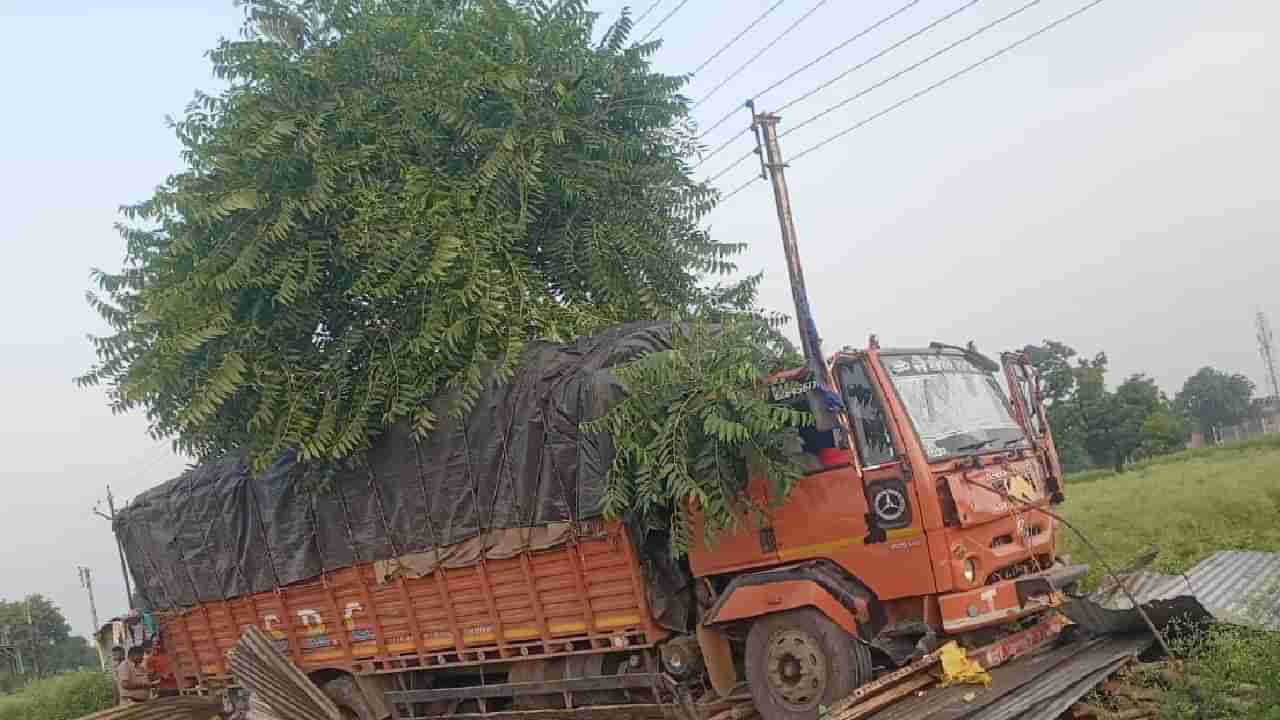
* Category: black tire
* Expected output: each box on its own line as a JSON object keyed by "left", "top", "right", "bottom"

{"left": 321, "top": 674, "right": 381, "bottom": 720}
{"left": 744, "top": 609, "right": 873, "bottom": 720}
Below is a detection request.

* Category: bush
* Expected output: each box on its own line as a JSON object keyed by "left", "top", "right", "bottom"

{"left": 0, "top": 671, "right": 114, "bottom": 720}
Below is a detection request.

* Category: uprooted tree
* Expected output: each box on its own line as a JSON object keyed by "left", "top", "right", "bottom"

{"left": 79, "top": 0, "right": 806, "bottom": 551}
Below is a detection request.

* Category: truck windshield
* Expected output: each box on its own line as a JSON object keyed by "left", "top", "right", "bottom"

{"left": 883, "top": 353, "right": 1025, "bottom": 460}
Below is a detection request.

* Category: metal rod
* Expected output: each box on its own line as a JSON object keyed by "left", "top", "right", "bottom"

{"left": 962, "top": 476, "right": 1175, "bottom": 658}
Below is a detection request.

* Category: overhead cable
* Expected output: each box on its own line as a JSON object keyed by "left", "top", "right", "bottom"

{"left": 696, "top": 0, "right": 924, "bottom": 140}
{"left": 692, "top": 0, "right": 832, "bottom": 109}
{"left": 781, "top": 0, "right": 1047, "bottom": 139}
{"left": 639, "top": 0, "right": 692, "bottom": 42}
{"left": 706, "top": 146, "right": 759, "bottom": 184}
{"left": 691, "top": 0, "right": 792, "bottom": 77}
{"left": 695, "top": 126, "right": 752, "bottom": 168}
{"left": 789, "top": 0, "right": 1112, "bottom": 164}
{"left": 718, "top": 175, "right": 764, "bottom": 203}
{"left": 632, "top": 0, "right": 665, "bottom": 27}
{"left": 773, "top": 0, "right": 983, "bottom": 114}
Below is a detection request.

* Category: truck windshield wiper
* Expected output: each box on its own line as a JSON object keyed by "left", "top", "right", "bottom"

{"left": 956, "top": 438, "right": 996, "bottom": 452}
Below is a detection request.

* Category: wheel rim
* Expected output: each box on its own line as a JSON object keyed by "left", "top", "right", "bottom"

{"left": 765, "top": 628, "right": 828, "bottom": 710}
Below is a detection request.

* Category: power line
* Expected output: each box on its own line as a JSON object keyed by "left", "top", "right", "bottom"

{"left": 632, "top": 0, "right": 665, "bottom": 27}
{"left": 692, "top": 0, "right": 832, "bottom": 109}
{"left": 638, "top": 0, "right": 691, "bottom": 42}
{"left": 695, "top": 125, "right": 751, "bottom": 168}
{"left": 691, "top": 0, "right": 791, "bottom": 77}
{"left": 696, "top": 0, "right": 924, "bottom": 140}
{"left": 775, "top": 0, "right": 983, "bottom": 116}
{"left": 781, "top": 0, "right": 1047, "bottom": 139}
{"left": 706, "top": 145, "right": 759, "bottom": 184}
{"left": 719, "top": 175, "right": 764, "bottom": 203}
{"left": 789, "top": 0, "right": 1111, "bottom": 164}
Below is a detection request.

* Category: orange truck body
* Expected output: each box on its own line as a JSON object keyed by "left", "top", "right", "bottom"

{"left": 159, "top": 521, "right": 665, "bottom": 684}
{"left": 146, "top": 343, "right": 1071, "bottom": 720}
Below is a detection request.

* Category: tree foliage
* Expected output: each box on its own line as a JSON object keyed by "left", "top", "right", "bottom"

{"left": 80, "top": 0, "right": 747, "bottom": 467}
{"left": 0, "top": 595, "right": 96, "bottom": 690}
{"left": 1025, "top": 341, "right": 1189, "bottom": 472}
{"left": 585, "top": 317, "right": 809, "bottom": 556}
{"left": 1176, "top": 367, "right": 1255, "bottom": 439}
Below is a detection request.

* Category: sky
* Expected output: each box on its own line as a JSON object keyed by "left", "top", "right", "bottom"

{"left": 0, "top": 0, "right": 1276, "bottom": 641}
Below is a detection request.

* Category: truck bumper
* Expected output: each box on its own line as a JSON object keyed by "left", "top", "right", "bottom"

{"left": 939, "top": 563, "right": 1087, "bottom": 633}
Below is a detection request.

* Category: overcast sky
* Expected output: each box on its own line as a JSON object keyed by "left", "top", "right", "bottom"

{"left": 1, "top": 0, "right": 1276, "bottom": 640}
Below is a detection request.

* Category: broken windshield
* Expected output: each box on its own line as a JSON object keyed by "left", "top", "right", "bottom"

{"left": 883, "top": 353, "right": 1025, "bottom": 461}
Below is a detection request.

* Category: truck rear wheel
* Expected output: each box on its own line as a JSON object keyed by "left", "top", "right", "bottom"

{"left": 744, "top": 609, "right": 872, "bottom": 720}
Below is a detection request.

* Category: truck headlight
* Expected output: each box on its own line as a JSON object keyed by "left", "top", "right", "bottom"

{"left": 963, "top": 558, "right": 978, "bottom": 583}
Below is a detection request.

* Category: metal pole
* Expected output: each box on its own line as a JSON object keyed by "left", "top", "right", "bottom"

{"left": 754, "top": 112, "right": 841, "bottom": 433}
{"left": 79, "top": 567, "right": 107, "bottom": 671}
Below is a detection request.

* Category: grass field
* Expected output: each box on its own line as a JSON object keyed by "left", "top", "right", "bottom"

{"left": 1060, "top": 434, "right": 1280, "bottom": 588}
{"left": 0, "top": 671, "right": 113, "bottom": 720}
{"left": 1059, "top": 435, "right": 1280, "bottom": 719}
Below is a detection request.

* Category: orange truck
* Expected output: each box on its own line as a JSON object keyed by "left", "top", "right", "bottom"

{"left": 117, "top": 333, "right": 1083, "bottom": 720}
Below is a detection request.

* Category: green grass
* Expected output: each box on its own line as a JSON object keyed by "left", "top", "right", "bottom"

{"left": 1060, "top": 436, "right": 1280, "bottom": 719}
{"left": 1060, "top": 434, "right": 1280, "bottom": 589}
{"left": 0, "top": 671, "right": 114, "bottom": 720}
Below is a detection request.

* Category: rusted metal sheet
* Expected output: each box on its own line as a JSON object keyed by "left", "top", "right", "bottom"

{"left": 868, "top": 632, "right": 1151, "bottom": 720}
{"left": 230, "top": 626, "right": 343, "bottom": 720}
{"left": 74, "top": 695, "right": 222, "bottom": 720}
{"left": 1072, "top": 550, "right": 1280, "bottom": 632}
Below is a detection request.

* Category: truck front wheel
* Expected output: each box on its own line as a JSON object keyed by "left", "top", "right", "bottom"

{"left": 744, "top": 608, "right": 873, "bottom": 720}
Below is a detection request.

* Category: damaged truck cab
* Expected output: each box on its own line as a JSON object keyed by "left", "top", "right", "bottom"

{"left": 689, "top": 343, "right": 1082, "bottom": 718}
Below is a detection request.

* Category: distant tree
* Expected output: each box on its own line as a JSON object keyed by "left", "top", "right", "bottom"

{"left": 1023, "top": 340, "right": 1078, "bottom": 403}
{"left": 1137, "top": 408, "right": 1190, "bottom": 458}
{"left": 1176, "top": 367, "right": 1255, "bottom": 439}
{"left": 1024, "top": 344, "right": 1186, "bottom": 472}
{"left": 0, "top": 595, "right": 82, "bottom": 680}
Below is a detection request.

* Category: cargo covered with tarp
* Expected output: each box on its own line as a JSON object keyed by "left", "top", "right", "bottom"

{"left": 115, "top": 321, "right": 693, "bottom": 630}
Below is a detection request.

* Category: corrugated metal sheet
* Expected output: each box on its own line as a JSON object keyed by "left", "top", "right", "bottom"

{"left": 1088, "top": 551, "right": 1280, "bottom": 631}
{"left": 230, "top": 626, "right": 343, "bottom": 720}
{"left": 74, "top": 695, "right": 222, "bottom": 720}
{"left": 869, "top": 632, "right": 1152, "bottom": 720}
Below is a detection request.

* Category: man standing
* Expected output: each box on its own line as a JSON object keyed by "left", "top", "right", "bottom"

{"left": 116, "top": 646, "right": 154, "bottom": 704}
{"left": 143, "top": 639, "right": 179, "bottom": 698}
{"left": 110, "top": 646, "right": 126, "bottom": 705}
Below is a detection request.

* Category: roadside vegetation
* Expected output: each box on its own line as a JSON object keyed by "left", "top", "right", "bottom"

{"left": 0, "top": 671, "right": 113, "bottom": 720}
{"left": 1061, "top": 435, "right": 1280, "bottom": 718}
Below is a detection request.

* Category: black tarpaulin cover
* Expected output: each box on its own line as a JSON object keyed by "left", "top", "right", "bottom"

{"left": 115, "top": 321, "right": 692, "bottom": 629}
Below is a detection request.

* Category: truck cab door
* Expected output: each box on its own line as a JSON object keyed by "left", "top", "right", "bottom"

{"left": 769, "top": 359, "right": 937, "bottom": 601}
{"left": 1001, "top": 353, "right": 1064, "bottom": 502}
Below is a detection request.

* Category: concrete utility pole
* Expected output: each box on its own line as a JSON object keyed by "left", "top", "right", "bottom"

{"left": 79, "top": 567, "right": 107, "bottom": 670}
{"left": 94, "top": 485, "right": 134, "bottom": 612}
{"left": 1258, "top": 312, "right": 1280, "bottom": 404}
{"left": 26, "top": 599, "right": 40, "bottom": 678}
{"left": 753, "top": 111, "right": 841, "bottom": 435}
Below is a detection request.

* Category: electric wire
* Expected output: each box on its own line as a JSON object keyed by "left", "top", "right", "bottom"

{"left": 706, "top": 146, "right": 759, "bottom": 184}
{"left": 697, "top": 0, "right": 924, "bottom": 140}
{"left": 695, "top": 125, "right": 752, "bottom": 168}
{"left": 691, "top": 0, "right": 792, "bottom": 77}
{"left": 774, "top": 0, "right": 984, "bottom": 117}
{"left": 632, "top": 0, "right": 665, "bottom": 27}
{"left": 789, "top": 0, "right": 1110, "bottom": 165}
{"left": 639, "top": 0, "right": 692, "bottom": 42}
{"left": 780, "top": 0, "right": 1046, "bottom": 140}
{"left": 692, "top": 0, "right": 832, "bottom": 109}
{"left": 719, "top": 174, "right": 764, "bottom": 203}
